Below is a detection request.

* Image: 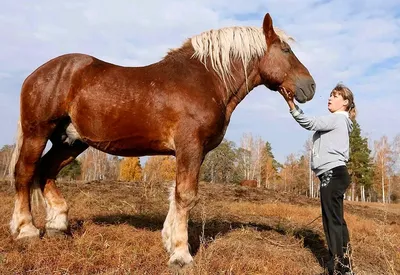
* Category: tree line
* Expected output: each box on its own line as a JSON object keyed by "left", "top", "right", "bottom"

{"left": 0, "top": 119, "right": 399, "bottom": 203}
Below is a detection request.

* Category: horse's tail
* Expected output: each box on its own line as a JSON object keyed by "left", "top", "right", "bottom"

{"left": 8, "top": 119, "right": 23, "bottom": 185}
{"left": 30, "top": 179, "right": 45, "bottom": 209}
{"left": 8, "top": 119, "right": 44, "bottom": 207}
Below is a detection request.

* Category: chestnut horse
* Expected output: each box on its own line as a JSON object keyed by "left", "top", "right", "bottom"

{"left": 240, "top": 179, "right": 258, "bottom": 187}
{"left": 9, "top": 13, "right": 315, "bottom": 267}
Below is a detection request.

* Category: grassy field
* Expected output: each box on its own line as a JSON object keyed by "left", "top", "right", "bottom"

{"left": 0, "top": 180, "right": 398, "bottom": 274}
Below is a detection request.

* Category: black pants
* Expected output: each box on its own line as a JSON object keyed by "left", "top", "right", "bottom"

{"left": 318, "top": 165, "right": 351, "bottom": 273}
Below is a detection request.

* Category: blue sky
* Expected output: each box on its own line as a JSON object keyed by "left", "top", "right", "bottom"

{"left": 1, "top": 0, "right": 399, "bottom": 163}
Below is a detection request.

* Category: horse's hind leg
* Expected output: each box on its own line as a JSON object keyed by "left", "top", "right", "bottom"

{"left": 10, "top": 135, "right": 48, "bottom": 239}
{"left": 39, "top": 140, "right": 88, "bottom": 236}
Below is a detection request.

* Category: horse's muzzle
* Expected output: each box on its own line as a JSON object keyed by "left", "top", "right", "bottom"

{"left": 295, "top": 78, "right": 316, "bottom": 103}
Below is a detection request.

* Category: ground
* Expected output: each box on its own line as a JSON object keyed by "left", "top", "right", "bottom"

{"left": 0, "top": 180, "right": 398, "bottom": 274}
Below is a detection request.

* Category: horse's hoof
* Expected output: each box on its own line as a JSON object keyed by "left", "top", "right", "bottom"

{"left": 168, "top": 250, "right": 193, "bottom": 268}
{"left": 45, "top": 228, "right": 70, "bottom": 238}
{"left": 16, "top": 225, "right": 40, "bottom": 240}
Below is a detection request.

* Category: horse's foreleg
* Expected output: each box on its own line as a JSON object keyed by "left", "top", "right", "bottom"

{"left": 162, "top": 145, "right": 203, "bottom": 267}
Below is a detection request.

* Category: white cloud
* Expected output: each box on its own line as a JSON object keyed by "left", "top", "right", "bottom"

{"left": 0, "top": 0, "right": 399, "bottom": 163}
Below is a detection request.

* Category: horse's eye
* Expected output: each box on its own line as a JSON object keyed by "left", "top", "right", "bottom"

{"left": 282, "top": 48, "right": 291, "bottom": 53}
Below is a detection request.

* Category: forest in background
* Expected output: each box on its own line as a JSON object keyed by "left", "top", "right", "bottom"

{"left": 1, "top": 120, "right": 399, "bottom": 203}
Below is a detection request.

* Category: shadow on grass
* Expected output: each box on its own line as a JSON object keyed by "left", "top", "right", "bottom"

{"left": 88, "top": 214, "right": 328, "bottom": 267}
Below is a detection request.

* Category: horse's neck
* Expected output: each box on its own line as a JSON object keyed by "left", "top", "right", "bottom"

{"left": 164, "top": 46, "right": 261, "bottom": 120}
{"left": 224, "top": 59, "right": 262, "bottom": 120}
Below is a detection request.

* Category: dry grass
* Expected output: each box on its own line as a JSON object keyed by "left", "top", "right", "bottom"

{"left": 0, "top": 180, "right": 398, "bottom": 275}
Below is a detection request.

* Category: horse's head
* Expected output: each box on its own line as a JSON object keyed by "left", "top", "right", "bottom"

{"left": 259, "top": 13, "right": 316, "bottom": 103}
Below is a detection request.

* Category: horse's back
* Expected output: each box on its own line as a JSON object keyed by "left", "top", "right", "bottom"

{"left": 19, "top": 54, "right": 97, "bottom": 124}
{"left": 22, "top": 53, "right": 118, "bottom": 93}
{"left": 26, "top": 53, "right": 96, "bottom": 80}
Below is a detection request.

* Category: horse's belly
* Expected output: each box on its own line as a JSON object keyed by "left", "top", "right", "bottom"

{"left": 65, "top": 122, "right": 175, "bottom": 157}
{"left": 88, "top": 137, "right": 175, "bottom": 157}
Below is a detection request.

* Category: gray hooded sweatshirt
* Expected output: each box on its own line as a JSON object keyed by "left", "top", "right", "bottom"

{"left": 290, "top": 105, "right": 353, "bottom": 176}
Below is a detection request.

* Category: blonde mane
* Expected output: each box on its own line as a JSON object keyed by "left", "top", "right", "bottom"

{"left": 190, "top": 26, "right": 293, "bottom": 89}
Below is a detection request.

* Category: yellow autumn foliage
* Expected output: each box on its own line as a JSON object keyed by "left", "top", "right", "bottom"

{"left": 119, "top": 157, "right": 142, "bottom": 181}
{"left": 143, "top": 156, "right": 176, "bottom": 183}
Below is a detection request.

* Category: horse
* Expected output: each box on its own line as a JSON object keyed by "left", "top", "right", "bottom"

{"left": 240, "top": 179, "right": 258, "bottom": 187}
{"left": 8, "top": 13, "right": 315, "bottom": 267}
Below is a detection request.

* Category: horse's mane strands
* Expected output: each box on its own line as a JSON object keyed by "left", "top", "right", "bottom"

{"left": 190, "top": 26, "right": 293, "bottom": 90}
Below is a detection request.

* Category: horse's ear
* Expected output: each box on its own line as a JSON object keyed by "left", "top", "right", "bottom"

{"left": 263, "top": 13, "right": 278, "bottom": 46}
